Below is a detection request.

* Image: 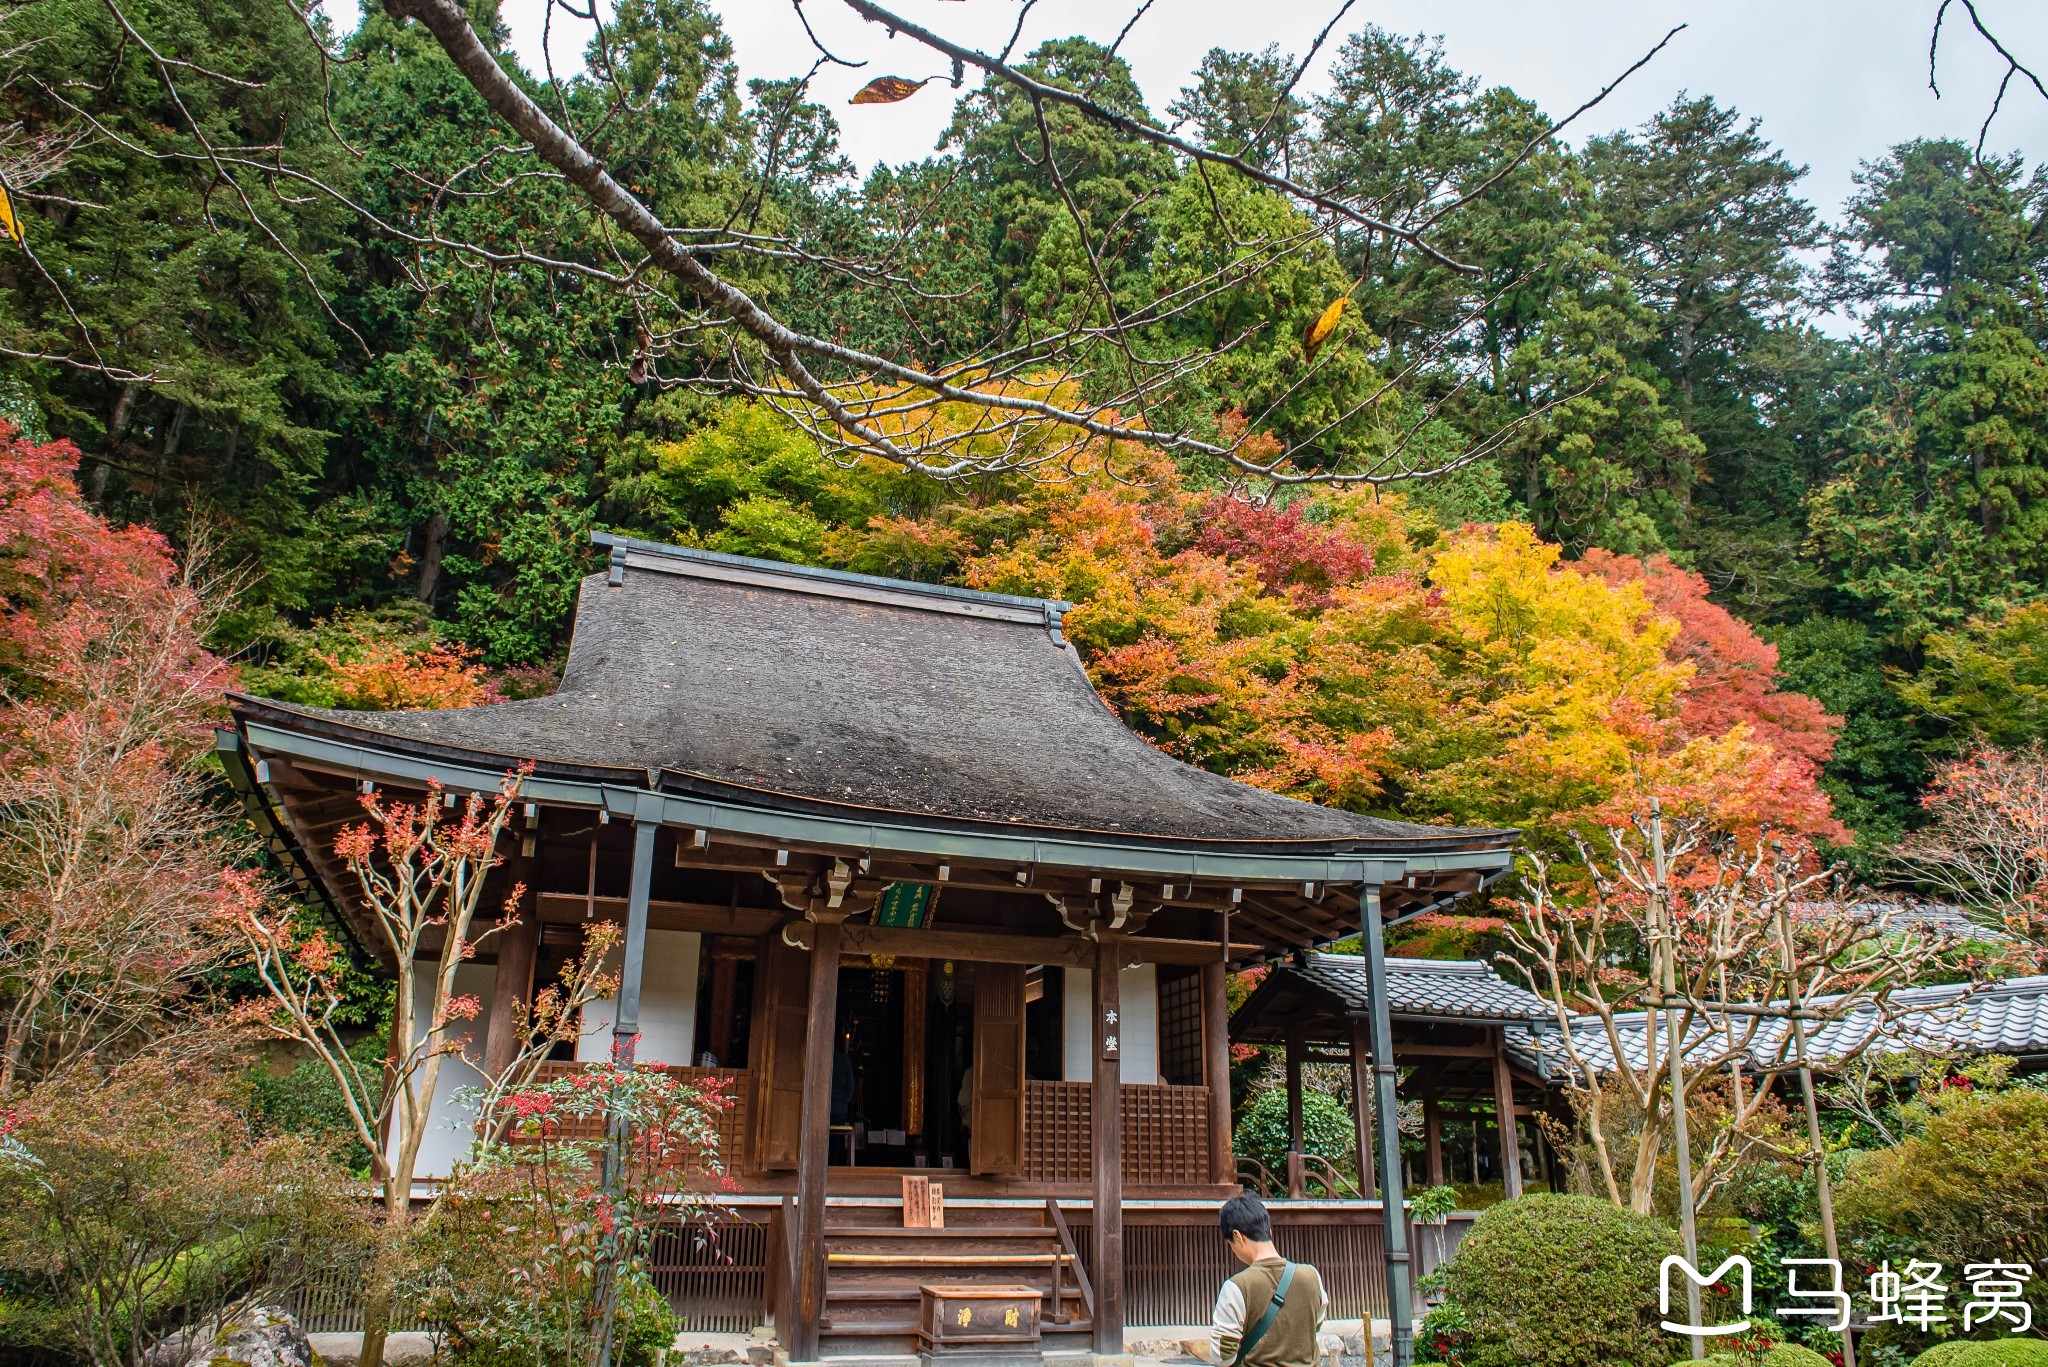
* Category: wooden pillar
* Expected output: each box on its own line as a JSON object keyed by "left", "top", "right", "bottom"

{"left": 1346, "top": 1014, "right": 1376, "bottom": 1199}
{"left": 1283, "top": 1018, "right": 1306, "bottom": 1198}
{"left": 1284, "top": 1020, "right": 1305, "bottom": 1155}
{"left": 1091, "top": 935, "right": 1125, "bottom": 1356}
{"left": 1422, "top": 1077, "right": 1445, "bottom": 1189}
{"left": 1201, "top": 954, "right": 1234, "bottom": 1185}
{"left": 706, "top": 952, "right": 738, "bottom": 1067}
{"left": 482, "top": 907, "right": 541, "bottom": 1078}
{"left": 1491, "top": 1028, "right": 1524, "bottom": 1200}
{"left": 1360, "top": 885, "right": 1416, "bottom": 1367}
{"left": 791, "top": 913, "right": 845, "bottom": 1363}
{"left": 610, "top": 817, "right": 659, "bottom": 1063}
{"left": 600, "top": 813, "right": 659, "bottom": 1367}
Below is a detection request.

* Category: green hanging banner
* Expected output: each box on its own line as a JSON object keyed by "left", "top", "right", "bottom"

{"left": 872, "top": 881, "right": 938, "bottom": 929}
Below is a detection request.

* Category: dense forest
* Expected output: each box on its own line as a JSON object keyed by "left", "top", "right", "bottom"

{"left": 4, "top": 0, "right": 2048, "bottom": 870}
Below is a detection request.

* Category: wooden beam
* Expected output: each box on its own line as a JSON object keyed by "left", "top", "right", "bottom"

{"left": 1492, "top": 1028, "right": 1525, "bottom": 1200}
{"left": 1347, "top": 1015, "right": 1377, "bottom": 1200}
{"left": 791, "top": 914, "right": 844, "bottom": 1362}
{"left": 1398, "top": 1042, "right": 1500, "bottom": 1059}
{"left": 838, "top": 921, "right": 1259, "bottom": 969}
{"left": 1201, "top": 949, "right": 1234, "bottom": 1185}
{"left": 1092, "top": 936, "right": 1125, "bottom": 1355}
{"left": 483, "top": 905, "right": 540, "bottom": 1078}
{"left": 1284, "top": 1020, "right": 1305, "bottom": 1158}
{"left": 848, "top": 922, "right": 1088, "bottom": 968}
{"left": 1423, "top": 1076, "right": 1445, "bottom": 1189}
{"left": 536, "top": 891, "right": 780, "bottom": 936}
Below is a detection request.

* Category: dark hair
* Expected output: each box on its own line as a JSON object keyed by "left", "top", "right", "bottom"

{"left": 1219, "top": 1193, "right": 1272, "bottom": 1242}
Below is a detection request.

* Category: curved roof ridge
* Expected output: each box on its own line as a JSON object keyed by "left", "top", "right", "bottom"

{"left": 592, "top": 530, "right": 1073, "bottom": 629}
{"left": 1310, "top": 951, "right": 1491, "bottom": 975}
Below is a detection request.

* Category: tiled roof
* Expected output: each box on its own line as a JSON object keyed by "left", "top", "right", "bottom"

{"left": 1793, "top": 975, "right": 2048, "bottom": 1059}
{"left": 1795, "top": 900, "right": 2015, "bottom": 944}
{"left": 1298, "top": 953, "right": 1555, "bottom": 1023}
{"left": 1503, "top": 975, "right": 2048, "bottom": 1083}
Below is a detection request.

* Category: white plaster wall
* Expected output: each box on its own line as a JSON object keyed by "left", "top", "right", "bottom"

{"left": 1063, "top": 966, "right": 1090, "bottom": 1082}
{"left": 577, "top": 928, "right": 702, "bottom": 1067}
{"left": 391, "top": 961, "right": 494, "bottom": 1182}
{"left": 1061, "top": 963, "right": 1160, "bottom": 1084}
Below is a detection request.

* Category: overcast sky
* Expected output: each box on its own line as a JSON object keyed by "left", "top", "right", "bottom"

{"left": 490, "top": 0, "right": 2048, "bottom": 226}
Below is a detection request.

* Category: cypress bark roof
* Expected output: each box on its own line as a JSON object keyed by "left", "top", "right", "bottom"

{"left": 235, "top": 536, "right": 1512, "bottom": 855}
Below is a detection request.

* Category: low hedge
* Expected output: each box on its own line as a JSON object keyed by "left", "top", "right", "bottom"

{"left": 1703, "top": 1347, "right": 1834, "bottom": 1367}
{"left": 1913, "top": 1343, "right": 2048, "bottom": 1367}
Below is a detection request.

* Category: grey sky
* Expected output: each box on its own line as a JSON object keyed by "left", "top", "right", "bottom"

{"left": 495, "top": 0, "right": 2048, "bottom": 228}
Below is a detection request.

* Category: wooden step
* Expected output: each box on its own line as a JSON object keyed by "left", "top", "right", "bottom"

{"left": 828, "top": 1252, "right": 1075, "bottom": 1266}
{"left": 825, "top": 1225, "right": 1053, "bottom": 1239}
{"left": 821, "top": 1320, "right": 1095, "bottom": 1337}
{"left": 827, "top": 1286, "right": 1086, "bottom": 1301}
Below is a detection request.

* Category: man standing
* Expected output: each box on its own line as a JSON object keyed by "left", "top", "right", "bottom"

{"left": 1211, "top": 1194, "right": 1328, "bottom": 1367}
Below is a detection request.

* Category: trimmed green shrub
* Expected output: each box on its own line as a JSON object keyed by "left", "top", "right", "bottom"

{"left": 1911, "top": 1343, "right": 2048, "bottom": 1367}
{"left": 1434, "top": 1193, "right": 1683, "bottom": 1367}
{"left": 1912, "top": 1345, "right": 1981, "bottom": 1367}
{"left": 1233, "top": 1086, "right": 1356, "bottom": 1182}
{"left": 1703, "top": 1347, "right": 1835, "bottom": 1367}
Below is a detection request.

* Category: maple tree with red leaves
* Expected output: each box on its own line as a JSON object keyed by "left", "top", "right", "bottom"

{"left": 0, "top": 422, "right": 245, "bottom": 1094}
{"left": 1579, "top": 549, "right": 1841, "bottom": 770}
{"left": 966, "top": 470, "right": 1849, "bottom": 848}
{"left": 1193, "top": 494, "right": 1377, "bottom": 609}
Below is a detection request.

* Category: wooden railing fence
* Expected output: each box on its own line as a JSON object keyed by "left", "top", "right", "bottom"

{"left": 1021, "top": 1081, "right": 1210, "bottom": 1185}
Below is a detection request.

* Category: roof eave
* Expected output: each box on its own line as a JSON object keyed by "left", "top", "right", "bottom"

{"left": 231, "top": 697, "right": 1514, "bottom": 886}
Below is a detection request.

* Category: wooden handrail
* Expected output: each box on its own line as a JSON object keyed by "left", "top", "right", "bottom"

{"left": 1046, "top": 1199, "right": 1095, "bottom": 1320}
{"left": 1234, "top": 1155, "right": 1276, "bottom": 1198}
{"left": 1299, "top": 1154, "right": 1364, "bottom": 1200}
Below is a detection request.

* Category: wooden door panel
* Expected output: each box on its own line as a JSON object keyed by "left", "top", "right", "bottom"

{"left": 970, "top": 962, "right": 1027, "bottom": 1175}
{"left": 752, "top": 931, "right": 810, "bottom": 1172}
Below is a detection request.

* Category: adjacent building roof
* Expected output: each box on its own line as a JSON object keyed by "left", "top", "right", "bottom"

{"left": 1301, "top": 952, "right": 1554, "bottom": 1024}
{"left": 1231, "top": 953, "right": 1555, "bottom": 1039}
{"left": 230, "top": 534, "right": 1513, "bottom": 861}
{"left": 1503, "top": 975, "right": 2048, "bottom": 1083}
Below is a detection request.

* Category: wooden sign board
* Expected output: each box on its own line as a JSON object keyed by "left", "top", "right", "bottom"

{"left": 902, "top": 1175, "right": 932, "bottom": 1229}
{"left": 900, "top": 1174, "right": 946, "bottom": 1228}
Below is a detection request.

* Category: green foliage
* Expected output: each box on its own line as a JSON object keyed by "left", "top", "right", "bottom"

{"left": 1836, "top": 1084, "right": 2048, "bottom": 1340}
{"left": 1911, "top": 1344, "right": 2048, "bottom": 1367}
{"left": 1901, "top": 603, "right": 2048, "bottom": 753}
{"left": 1233, "top": 1085, "right": 1356, "bottom": 1182}
{"left": 1767, "top": 615, "right": 1928, "bottom": 858}
{"left": 248, "top": 1028, "right": 392, "bottom": 1176}
{"left": 446, "top": 1268, "right": 678, "bottom": 1367}
{"left": 1434, "top": 1193, "right": 1682, "bottom": 1367}
{"left": 1702, "top": 1348, "right": 1835, "bottom": 1367}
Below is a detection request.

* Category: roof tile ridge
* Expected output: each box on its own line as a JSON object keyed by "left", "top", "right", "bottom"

{"left": 591, "top": 528, "right": 1072, "bottom": 622}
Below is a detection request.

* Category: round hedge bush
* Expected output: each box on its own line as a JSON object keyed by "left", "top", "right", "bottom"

{"left": 1435, "top": 1193, "right": 1683, "bottom": 1367}
{"left": 1912, "top": 1345, "right": 1979, "bottom": 1367}
{"left": 1233, "top": 1085, "right": 1356, "bottom": 1179}
{"left": 1704, "top": 1347, "right": 1834, "bottom": 1367}
{"left": 1914, "top": 1344, "right": 2048, "bottom": 1367}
